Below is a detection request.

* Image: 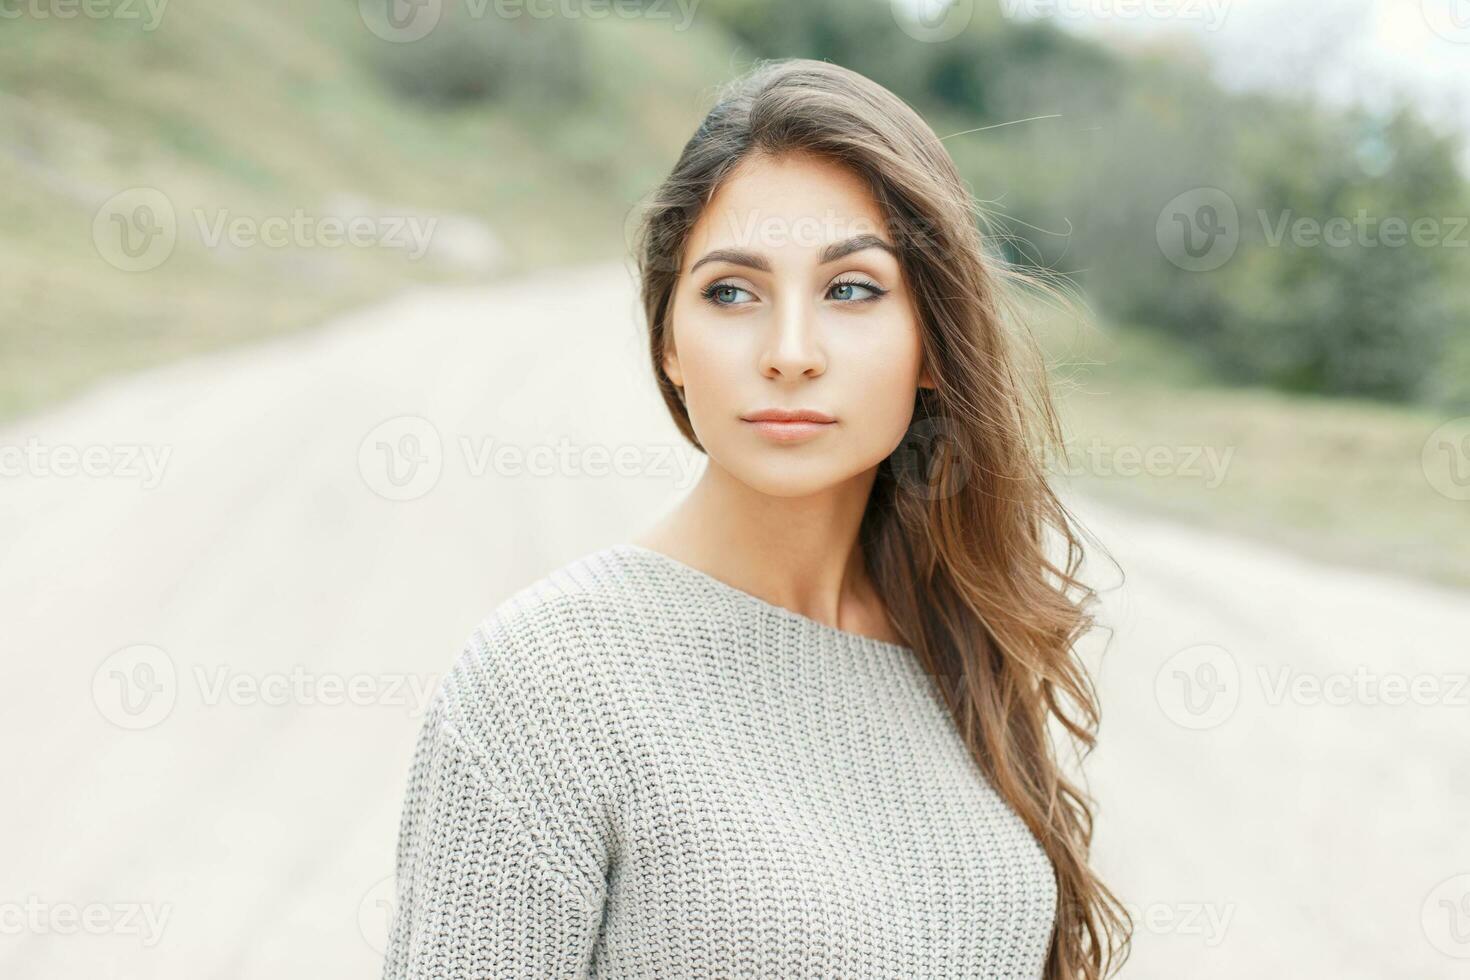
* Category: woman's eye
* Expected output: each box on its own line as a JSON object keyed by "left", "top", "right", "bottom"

{"left": 828, "top": 280, "right": 884, "bottom": 302}
{"left": 702, "top": 283, "right": 754, "bottom": 306}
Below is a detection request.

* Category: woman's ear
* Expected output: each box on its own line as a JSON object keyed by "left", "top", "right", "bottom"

{"left": 662, "top": 347, "right": 683, "bottom": 389}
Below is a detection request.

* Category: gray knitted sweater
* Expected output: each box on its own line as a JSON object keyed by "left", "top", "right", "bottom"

{"left": 383, "top": 543, "right": 1057, "bottom": 978}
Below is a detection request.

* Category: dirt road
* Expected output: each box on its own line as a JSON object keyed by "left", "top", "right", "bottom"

{"left": 1, "top": 263, "right": 1465, "bottom": 978}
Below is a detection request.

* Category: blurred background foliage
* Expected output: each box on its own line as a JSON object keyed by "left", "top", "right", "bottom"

{"left": 1, "top": 0, "right": 1467, "bottom": 581}
{"left": 692, "top": 0, "right": 1470, "bottom": 407}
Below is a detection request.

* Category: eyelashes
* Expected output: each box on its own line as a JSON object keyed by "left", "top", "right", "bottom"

{"left": 698, "top": 277, "right": 889, "bottom": 307}
{"left": 700, "top": 282, "right": 754, "bottom": 306}
{"left": 827, "top": 277, "right": 888, "bottom": 303}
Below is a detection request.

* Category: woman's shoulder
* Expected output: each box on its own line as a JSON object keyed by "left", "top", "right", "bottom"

{"left": 431, "top": 544, "right": 662, "bottom": 729}
{"left": 410, "top": 547, "right": 645, "bottom": 878}
{"left": 486, "top": 544, "right": 649, "bottom": 642}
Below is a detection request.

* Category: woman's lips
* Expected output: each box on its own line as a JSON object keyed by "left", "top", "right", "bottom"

{"left": 741, "top": 418, "right": 837, "bottom": 442}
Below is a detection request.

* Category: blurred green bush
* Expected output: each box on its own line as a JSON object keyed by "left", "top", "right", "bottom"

{"left": 364, "top": 2, "right": 588, "bottom": 107}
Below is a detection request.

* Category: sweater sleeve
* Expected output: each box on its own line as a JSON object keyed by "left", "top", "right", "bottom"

{"left": 382, "top": 623, "right": 612, "bottom": 979}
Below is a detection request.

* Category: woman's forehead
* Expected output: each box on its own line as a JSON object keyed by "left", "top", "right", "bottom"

{"left": 688, "top": 153, "right": 893, "bottom": 258}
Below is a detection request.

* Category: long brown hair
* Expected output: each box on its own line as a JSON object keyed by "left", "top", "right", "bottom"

{"left": 631, "top": 57, "right": 1131, "bottom": 979}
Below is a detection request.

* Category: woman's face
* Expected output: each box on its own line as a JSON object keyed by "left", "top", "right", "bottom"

{"left": 664, "top": 151, "right": 933, "bottom": 498}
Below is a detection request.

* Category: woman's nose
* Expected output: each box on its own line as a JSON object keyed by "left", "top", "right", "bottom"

{"left": 760, "top": 293, "right": 826, "bottom": 379}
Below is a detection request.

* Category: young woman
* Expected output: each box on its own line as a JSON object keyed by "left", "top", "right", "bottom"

{"left": 383, "top": 58, "right": 1130, "bottom": 980}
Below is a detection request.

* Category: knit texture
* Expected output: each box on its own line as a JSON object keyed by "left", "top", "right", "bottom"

{"left": 383, "top": 543, "right": 1058, "bottom": 979}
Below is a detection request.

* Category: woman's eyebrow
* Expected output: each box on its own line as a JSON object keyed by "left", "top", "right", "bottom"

{"left": 688, "top": 235, "right": 897, "bottom": 275}
{"left": 689, "top": 248, "right": 771, "bottom": 274}
{"left": 819, "top": 234, "right": 897, "bottom": 264}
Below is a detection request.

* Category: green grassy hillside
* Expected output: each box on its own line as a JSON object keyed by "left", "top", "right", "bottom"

{"left": 1037, "top": 308, "right": 1470, "bottom": 587}
{"left": 0, "top": 2, "right": 732, "bottom": 421}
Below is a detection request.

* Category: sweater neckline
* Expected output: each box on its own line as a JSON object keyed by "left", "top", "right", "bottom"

{"left": 613, "top": 543, "right": 915, "bottom": 656}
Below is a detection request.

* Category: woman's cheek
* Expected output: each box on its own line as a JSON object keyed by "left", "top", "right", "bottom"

{"left": 842, "top": 313, "right": 925, "bottom": 449}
